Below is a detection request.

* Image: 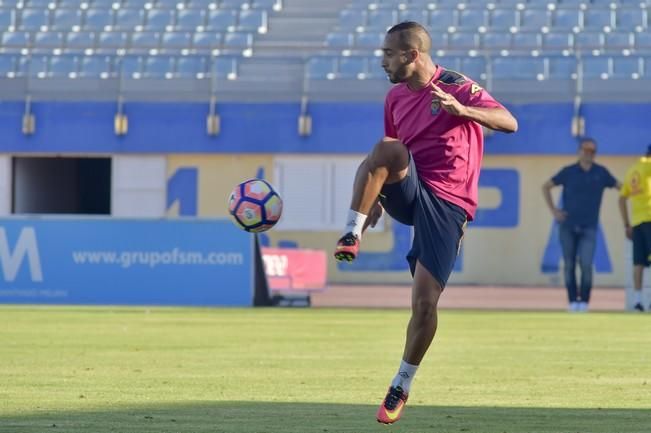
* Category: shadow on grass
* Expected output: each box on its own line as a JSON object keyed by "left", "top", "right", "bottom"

{"left": 2, "top": 402, "right": 650, "bottom": 433}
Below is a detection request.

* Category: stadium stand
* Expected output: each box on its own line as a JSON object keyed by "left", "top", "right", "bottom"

{"left": 0, "top": 0, "right": 649, "bottom": 102}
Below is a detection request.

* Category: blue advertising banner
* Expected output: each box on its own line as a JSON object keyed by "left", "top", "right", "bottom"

{"left": 0, "top": 218, "right": 253, "bottom": 306}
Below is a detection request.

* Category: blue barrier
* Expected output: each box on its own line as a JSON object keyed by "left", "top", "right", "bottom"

{"left": 0, "top": 101, "right": 649, "bottom": 155}
{"left": 0, "top": 218, "right": 253, "bottom": 306}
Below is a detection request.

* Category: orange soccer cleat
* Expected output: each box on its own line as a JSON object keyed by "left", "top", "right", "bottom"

{"left": 333, "top": 232, "right": 360, "bottom": 262}
{"left": 376, "top": 386, "right": 409, "bottom": 424}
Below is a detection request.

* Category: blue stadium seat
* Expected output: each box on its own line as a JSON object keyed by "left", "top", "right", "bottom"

{"left": 574, "top": 32, "right": 604, "bottom": 51}
{"left": 551, "top": 9, "right": 581, "bottom": 31}
{"left": 2, "top": 31, "right": 31, "bottom": 49}
{"left": 120, "top": 55, "right": 143, "bottom": 77}
{"left": 430, "top": 32, "right": 448, "bottom": 50}
{"left": 338, "top": 9, "right": 365, "bottom": 31}
{"left": 251, "top": 0, "right": 279, "bottom": 10}
{"left": 448, "top": 32, "right": 479, "bottom": 50}
{"left": 92, "top": 0, "right": 120, "bottom": 8}
{"left": 192, "top": 32, "right": 222, "bottom": 50}
{"left": 306, "top": 56, "right": 336, "bottom": 79}
{"left": 355, "top": 32, "right": 383, "bottom": 49}
{"left": 52, "top": 10, "right": 83, "bottom": 32}
{"left": 130, "top": 32, "right": 160, "bottom": 51}
{"left": 398, "top": 8, "right": 427, "bottom": 25}
{"left": 0, "top": 54, "right": 16, "bottom": 76}
{"left": 644, "top": 57, "right": 651, "bottom": 79}
{"left": 458, "top": 9, "right": 487, "bottom": 30}
{"left": 213, "top": 56, "right": 237, "bottom": 78}
{"left": 176, "top": 55, "right": 208, "bottom": 77}
{"left": 583, "top": 9, "right": 613, "bottom": 31}
{"left": 583, "top": 56, "right": 612, "bottom": 80}
{"left": 79, "top": 55, "right": 112, "bottom": 77}
{"left": 512, "top": 32, "right": 542, "bottom": 50}
{"left": 489, "top": 9, "right": 517, "bottom": 30}
{"left": 220, "top": 0, "right": 249, "bottom": 8}
{"left": 611, "top": 55, "right": 641, "bottom": 78}
{"left": 0, "top": 10, "right": 16, "bottom": 30}
{"left": 155, "top": 0, "right": 181, "bottom": 8}
{"left": 122, "top": 0, "right": 150, "bottom": 8}
{"left": 49, "top": 55, "right": 79, "bottom": 77}
{"left": 616, "top": 8, "right": 646, "bottom": 31}
{"left": 114, "top": 9, "right": 145, "bottom": 31}
{"left": 176, "top": 10, "right": 205, "bottom": 31}
{"left": 28, "top": 55, "right": 49, "bottom": 78}
{"left": 366, "top": 9, "right": 396, "bottom": 31}
{"left": 59, "top": 0, "right": 84, "bottom": 7}
{"left": 160, "top": 32, "right": 191, "bottom": 50}
{"left": 238, "top": 9, "right": 266, "bottom": 33}
{"left": 519, "top": 9, "right": 550, "bottom": 31}
{"left": 481, "top": 32, "right": 511, "bottom": 50}
{"left": 429, "top": 10, "right": 456, "bottom": 31}
{"left": 547, "top": 56, "right": 577, "bottom": 79}
{"left": 582, "top": 56, "right": 610, "bottom": 79}
{"left": 84, "top": 9, "right": 114, "bottom": 31}
{"left": 187, "top": 0, "right": 216, "bottom": 9}
{"left": 492, "top": 56, "right": 544, "bottom": 79}
{"left": 635, "top": 32, "right": 651, "bottom": 50}
{"left": 337, "top": 56, "right": 366, "bottom": 79}
{"left": 25, "top": 0, "right": 53, "bottom": 7}
{"left": 66, "top": 32, "right": 96, "bottom": 50}
{"left": 97, "top": 31, "right": 128, "bottom": 50}
{"left": 34, "top": 32, "right": 64, "bottom": 50}
{"left": 542, "top": 32, "right": 573, "bottom": 51}
{"left": 325, "top": 32, "right": 353, "bottom": 48}
{"left": 19, "top": 9, "right": 50, "bottom": 31}
{"left": 146, "top": 9, "right": 174, "bottom": 31}
{"left": 207, "top": 9, "right": 237, "bottom": 31}
{"left": 604, "top": 32, "right": 633, "bottom": 51}
{"left": 223, "top": 32, "right": 251, "bottom": 49}
{"left": 144, "top": 55, "right": 175, "bottom": 77}
{"left": 461, "top": 57, "right": 486, "bottom": 81}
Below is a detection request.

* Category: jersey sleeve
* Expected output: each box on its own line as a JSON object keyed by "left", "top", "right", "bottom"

{"left": 458, "top": 80, "right": 504, "bottom": 109}
{"left": 551, "top": 167, "right": 568, "bottom": 186}
{"left": 603, "top": 167, "right": 618, "bottom": 188}
{"left": 384, "top": 98, "right": 398, "bottom": 139}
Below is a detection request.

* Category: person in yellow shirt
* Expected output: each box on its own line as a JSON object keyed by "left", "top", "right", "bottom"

{"left": 618, "top": 144, "right": 651, "bottom": 312}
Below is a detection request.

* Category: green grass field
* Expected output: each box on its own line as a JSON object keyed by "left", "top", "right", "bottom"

{"left": 1, "top": 306, "right": 650, "bottom": 433}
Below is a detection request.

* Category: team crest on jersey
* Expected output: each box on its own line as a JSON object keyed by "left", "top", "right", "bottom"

{"left": 470, "top": 83, "right": 482, "bottom": 95}
{"left": 431, "top": 99, "right": 440, "bottom": 115}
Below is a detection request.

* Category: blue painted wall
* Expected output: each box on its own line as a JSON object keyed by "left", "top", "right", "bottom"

{"left": 0, "top": 101, "right": 649, "bottom": 155}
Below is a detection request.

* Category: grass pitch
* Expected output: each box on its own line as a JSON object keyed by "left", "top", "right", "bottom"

{"left": 0, "top": 306, "right": 650, "bottom": 433}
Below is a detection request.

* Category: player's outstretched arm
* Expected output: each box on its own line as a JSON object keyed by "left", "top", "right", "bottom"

{"left": 458, "top": 106, "right": 518, "bottom": 133}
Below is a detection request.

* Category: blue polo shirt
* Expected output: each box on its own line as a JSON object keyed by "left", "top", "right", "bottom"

{"left": 552, "top": 162, "right": 617, "bottom": 228}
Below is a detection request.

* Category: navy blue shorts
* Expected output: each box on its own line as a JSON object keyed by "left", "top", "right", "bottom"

{"left": 632, "top": 222, "right": 651, "bottom": 266}
{"left": 379, "top": 154, "right": 467, "bottom": 288}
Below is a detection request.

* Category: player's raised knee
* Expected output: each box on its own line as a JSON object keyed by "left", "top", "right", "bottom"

{"left": 370, "top": 137, "right": 409, "bottom": 171}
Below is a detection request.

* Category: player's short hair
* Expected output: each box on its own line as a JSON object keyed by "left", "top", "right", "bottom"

{"left": 387, "top": 21, "right": 432, "bottom": 53}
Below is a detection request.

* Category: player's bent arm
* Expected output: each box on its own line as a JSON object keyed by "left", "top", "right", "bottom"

{"left": 542, "top": 180, "right": 558, "bottom": 214}
{"left": 618, "top": 195, "right": 631, "bottom": 229}
{"left": 460, "top": 106, "right": 518, "bottom": 133}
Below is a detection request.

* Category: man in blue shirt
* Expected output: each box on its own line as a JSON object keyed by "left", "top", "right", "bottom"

{"left": 543, "top": 138, "right": 621, "bottom": 312}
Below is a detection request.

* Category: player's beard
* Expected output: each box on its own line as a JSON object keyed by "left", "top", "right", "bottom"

{"left": 387, "top": 64, "right": 410, "bottom": 83}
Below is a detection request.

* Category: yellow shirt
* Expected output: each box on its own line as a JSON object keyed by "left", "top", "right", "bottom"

{"left": 621, "top": 157, "right": 651, "bottom": 227}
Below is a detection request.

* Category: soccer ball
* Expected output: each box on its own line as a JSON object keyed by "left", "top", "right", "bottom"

{"left": 228, "top": 179, "right": 283, "bottom": 233}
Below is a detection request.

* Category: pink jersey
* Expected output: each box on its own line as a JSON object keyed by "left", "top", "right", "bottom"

{"left": 384, "top": 66, "right": 503, "bottom": 220}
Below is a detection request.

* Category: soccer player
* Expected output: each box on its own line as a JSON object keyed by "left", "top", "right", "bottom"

{"left": 542, "top": 138, "right": 620, "bottom": 312}
{"left": 619, "top": 144, "right": 651, "bottom": 312}
{"left": 333, "top": 22, "right": 518, "bottom": 424}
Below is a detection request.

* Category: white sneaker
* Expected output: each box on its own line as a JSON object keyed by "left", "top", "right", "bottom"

{"left": 569, "top": 302, "right": 580, "bottom": 312}
{"left": 578, "top": 302, "right": 588, "bottom": 312}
